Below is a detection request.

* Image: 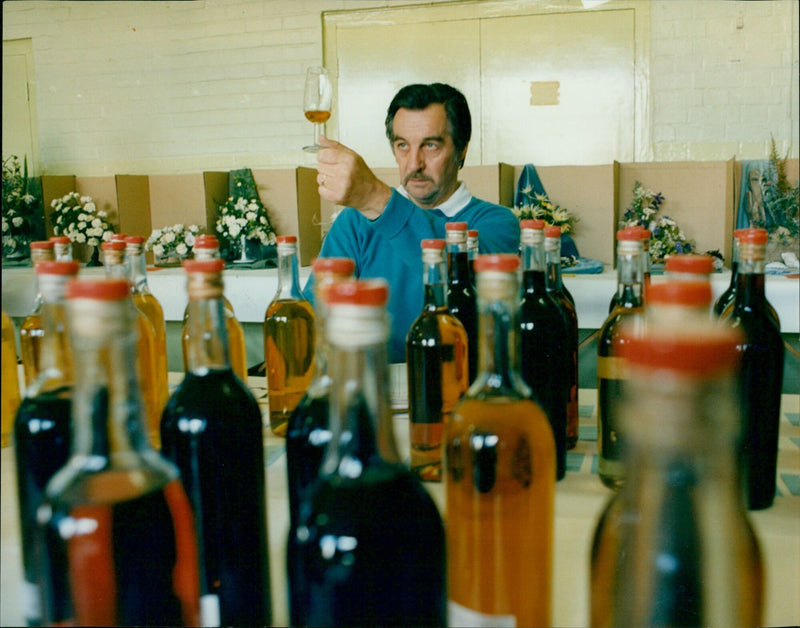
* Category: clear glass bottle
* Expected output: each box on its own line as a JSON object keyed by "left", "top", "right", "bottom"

{"left": 590, "top": 320, "right": 763, "bottom": 627}
{"left": 2, "top": 310, "right": 21, "bottom": 449}
{"left": 545, "top": 224, "right": 579, "bottom": 450}
{"left": 519, "top": 219, "right": 568, "bottom": 480}
{"left": 263, "top": 235, "right": 315, "bottom": 437}
{"left": 608, "top": 226, "right": 649, "bottom": 313}
{"left": 49, "top": 236, "right": 73, "bottom": 262}
{"left": 181, "top": 235, "right": 248, "bottom": 381}
{"left": 13, "top": 260, "right": 79, "bottom": 626}
{"left": 37, "top": 277, "right": 200, "bottom": 627}
{"left": 286, "top": 256, "right": 354, "bottom": 530}
{"left": 597, "top": 229, "right": 646, "bottom": 489}
{"left": 446, "top": 221, "right": 478, "bottom": 385}
{"left": 126, "top": 236, "right": 169, "bottom": 427}
{"left": 19, "top": 240, "right": 56, "bottom": 388}
{"left": 447, "top": 254, "right": 555, "bottom": 627}
{"left": 725, "top": 228, "right": 784, "bottom": 510}
{"left": 101, "top": 240, "right": 161, "bottom": 448}
{"left": 288, "top": 279, "right": 446, "bottom": 627}
{"left": 160, "top": 259, "right": 271, "bottom": 626}
{"left": 406, "top": 239, "right": 468, "bottom": 482}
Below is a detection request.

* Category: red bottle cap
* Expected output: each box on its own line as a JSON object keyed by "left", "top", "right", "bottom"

{"left": 420, "top": 239, "right": 446, "bottom": 250}
{"left": 111, "top": 233, "right": 127, "bottom": 241}
{"left": 34, "top": 260, "right": 80, "bottom": 276}
{"left": 646, "top": 280, "right": 712, "bottom": 306}
{"left": 468, "top": 229, "right": 479, "bottom": 237}
{"left": 30, "top": 240, "right": 55, "bottom": 250}
{"left": 277, "top": 235, "right": 297, "bottom": 244}
{"left": 616, "top": 228, "right": 641, "bottom": 241}
{"left": 312, "top": 257, "right": 356, "bottom": 274}
{"left": 124, "top": 236, "right": 145, "bottom": 244}
{"left": 474, "top": 253, "right": 520, "bottom": 273}
{"left": 326, "top": 279, "right": 389, "bottom": 306}
{"left": 738, "top": 228, "right": 768, "bottom": 244}
{"left": 520, "top": 219, "right": 545, "bottom": 230}
{"left": 621, "top": 225, "right": 651, "bottom": 240}
{"left": 66, "top": 278, "right": 131, "bottom": 301}
{"left": 183, "top": 259, "right": 225, "bottom": 274}
{"left": 101, "top": 240, "right": 126, "bottom": 251}
{"left": 445, "top": 222, "right": 468, "bottom": 231}
{"left": 49, "top": 236, "right": 71, "bottom": 244}
{"left": 544, "top": 225, "right": 562, "bottom": 238}
{"left": 619, "top": 327, "right": 742, "bottom": 376}
{"left": 665, "top": 254, "right": 715, "bottom": 275}
{"left": 193, "top": 235, "right": 219, "bottom": 248}
{"left": 733, "top": 228, "right": 748, "bottom": 239}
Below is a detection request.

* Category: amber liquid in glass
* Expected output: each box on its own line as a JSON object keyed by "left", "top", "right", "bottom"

{"left": 447, "top": 398, "right": 555, "bottom": 626}
{"left": 264, "top": 298, "right": 315, "bottom": 436}
{"left": 2, "top": 311, "right": 21, "bottom": 447}
{"left": 135, "top": 313, "right": 161, "bottom": 448}
{"left": 407, "top": 307, "right": 468, "bottom": 482}
{"left": 448, "top": 249, "right": 478, "bottom": 384}
{"left": 304, "top": 110, "right": 332, "bottom": 124}
{"left": 19, "top": 313, "right": 44, "bottom": 388}
{"left": 133, "top": 293, "right": 169, "bottom": 412}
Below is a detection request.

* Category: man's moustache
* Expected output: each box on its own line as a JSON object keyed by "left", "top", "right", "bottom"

{"left": 404, "top": 173, "right": 433, "bottom": 184}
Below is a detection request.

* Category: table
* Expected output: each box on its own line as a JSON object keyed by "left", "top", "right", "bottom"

{"left": 2, "top": 372, "right": 798, "bottom": 627}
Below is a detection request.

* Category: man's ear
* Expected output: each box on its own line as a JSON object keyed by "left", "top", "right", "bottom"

{"left": 457, "top": 143, "right": 469, "bottom": 169}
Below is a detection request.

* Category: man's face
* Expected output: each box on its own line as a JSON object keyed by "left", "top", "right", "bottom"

{"left": 390, "top": 104, "right": 467, "bottom": 209}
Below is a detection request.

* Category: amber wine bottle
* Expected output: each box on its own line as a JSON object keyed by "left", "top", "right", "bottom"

{"left": 49, "top": 236, "right": 73, "bottom": 262}
{"left": 160, "top": 259, "right": 271, "bottom": 626}
{"left": 597, "top": 229, "right": 645, "bottom": 489}
{"left": 264, "top": 235, "right": 315, "bottom": 436}
{"left": 181, "top": 235, "right": 248, "bottom": 381}
{"left": 609, "top": 226, "right": 649, "bottom": 313}
{"left": 289, "top": 280, "right": 446, "bottom": 627}
{"left": 37, "top": 278, "right": 200, "bottom": 627}
{"left": 1, "top": 310, "right": 21, "bottom": 449}
{"left": 447, "top": 254, "right": 555, "bottom": 627}
{"left": 590, "top": 313, "right": 762, "bottom": 627}
{"left": 286, "top": 256, "right": 355, "bottom": 530}
{"left": 19, "top": 241, "right": 56, "bottom": 388}
{"left": 446, "top": 221, "right": 478, "bottom": 384}
{"left": 13, "top": 261, "right": 79, "bottom": 626}
{"left": 406, "top": 239, "right": 468, "bottom": 482}
{"left": 544, "top": 224, "right": 579, "bottom": 450}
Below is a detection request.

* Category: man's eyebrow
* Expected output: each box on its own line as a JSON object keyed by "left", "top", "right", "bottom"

{"left": 391, "top": 135, "right": 445, "bottom": 144}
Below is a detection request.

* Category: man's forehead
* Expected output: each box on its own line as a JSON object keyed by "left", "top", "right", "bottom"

{"left": 392, "top": 104, "right": 450, "bottom": 140}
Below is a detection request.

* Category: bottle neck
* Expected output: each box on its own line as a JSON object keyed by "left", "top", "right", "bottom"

{"left": 734, "top": 244, "right": 767, "bottom": 309}
{"left": 521, "top": 237, "right": 546, "bottom": 273}
{"left": 185, "top": 298, "right": 231, "bottom": 373}
{"left": 545, "top": 240, "right": 563, "bottom": 291}
{"left": 616, "top": 247, "right": 644, "bottom": 308}
{"left": 103, "top": 255, "right": 129, "bottom": 281}
{"left": 447, "top": 240, "right": 470, "bottom": 284}
{"left": 68, "top": 298, "right": 152, "bottom": 465}
{"left": 423, "top": 255, "right": 448, "bottom": 310}
{"left": 127, "top": 247, "right": 151, "bottom": 294}
{"left": 474, "top": 270, "right": 529, "bottom": 396}
{"left": 29, "top": 299, "right": 74, "bottom": 394}
{"left": 321, "top": 308, "right": 400, "bottom": 475}
{"left": 276, "top": 246, "right": 303, "bottom": 299}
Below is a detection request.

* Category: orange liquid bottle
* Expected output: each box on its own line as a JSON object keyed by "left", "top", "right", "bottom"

{"left": 1, "top": 310, "right": 21, "bottom": 448}
{"left": 446, "top": 254, "right": 555, "bottom": 627}
{"left": 19, "top": 240, "right": 55, "bottom": 387}
{"left": 263, "top": 235, "right": 314, "bottom": 437}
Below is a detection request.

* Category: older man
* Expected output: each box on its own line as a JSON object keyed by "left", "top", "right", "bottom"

{"left": 304, "top": 83, "right": 520, "bottom": 362}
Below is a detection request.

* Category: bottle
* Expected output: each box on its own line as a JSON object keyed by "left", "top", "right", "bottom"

{"left": 713, "top": 228, "right": 746, "bottom": 317}
{"left": 126, "top": 236, "right": 170, "bottom": 425}
{"left": 467, "top": 228, "right": 479, "bottom": 288}
{"left": 726, "top": 228, "right": 784, "bottom": 510}
{"left": 101, "top": 239, "right": 162, "bottom": 448}
{"left": 286, "top": 256, "right": 355, "bottom": 530}
{"left": 608, "top": 226, "right": 649, "bottom": 313}
{"left": 19, "top": 240, "right": 56, "bottom": 388}
{"left": 50, "top": 236, "right": 73, "bottom": 262}
{"left": 37, "top": 277, "right": 200, "bottom": 627}
{"left": 2, "top": 310, "right": 21, "bottom": 449}
{"left": 664, "top": 253, "right": 715, "bottom": 283}
{"left": 181, "top": 235, "right": 248, "bottom": 381}
{"left": 12, "top": 260, "right": 79, "bottom": 626}
{"left": 545, "top": 224, "right": 579, "bottom": 450}
{"left": 447, "top": 254, "right": 555, "bottom": 627}
{"left": 590, "top": 319, "right": 762, "bottom": 627}
{"left": 446, "top": 221, "right": 478, "bottom": 385}
{"left": 597, "top": 229, "right": 646, "bottom": 489}
{"left": 288, "top": 279, "right": 446, "bottom": 627}
{"left": 263, "top": 235, "right": 315, "bottom": 437}
{"left": 160, "top": 259, "right": 271, "bottom": 627}
{"left": 406, "top": 239, "right": 469, "bottom": 482}
{"left": 519, "top": 219, "right": 568, "bottom": 480}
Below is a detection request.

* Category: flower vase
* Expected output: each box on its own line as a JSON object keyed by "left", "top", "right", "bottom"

{"left": 86, "top": 246, "right": 102, "bottom": 267}
{"left": 233, "top": 233, "right": 256, "bottom": 264}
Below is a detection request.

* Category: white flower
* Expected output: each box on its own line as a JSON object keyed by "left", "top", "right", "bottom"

{"left": 245, "top": 211, "right": 256, "bottom": 222}
{"left": 175, "top": 242, "right": 188, "bottom": 256}
{"left": 92, "top": 218, "right": 102, "bottom": 228}
{"left": 12, "top": 216, "right": 23, "bottom": 227}
{"left": 77, "top": 213, "right": 87, "bottom": 221}
{"left": 77, "top": 221, "right": 87, "bottom": 230}
{"left": 153, "top": 244, "right": 164, "bottom": 257}
{"left": 84, "top": 202, "right": 96, "bottom": 213}
{"left": 75, "top": 233, "right": 86, "bottom": 243}
{"left": 173, "top": 223, "right": 183, "bottom": 232}
{"left": 163, "top": 232, "right": 175, "bottom": 244}
{"left": 229, "top": 223, "right": 241, "bottom": 237}
{"left": 185, "top": 233, "right": 195, "bottom": 246}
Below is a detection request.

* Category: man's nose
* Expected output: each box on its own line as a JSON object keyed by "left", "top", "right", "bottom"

{"left": 408, "top": 147, "right": 424, "bottom": 171}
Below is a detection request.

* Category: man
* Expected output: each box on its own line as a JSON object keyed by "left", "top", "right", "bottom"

{"left": 304, "top": 82, "right": 520, "bottom": 362}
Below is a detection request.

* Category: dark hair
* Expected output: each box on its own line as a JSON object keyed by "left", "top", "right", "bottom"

{"left": 385, "top": 83, "right": 472, "bottom": 158}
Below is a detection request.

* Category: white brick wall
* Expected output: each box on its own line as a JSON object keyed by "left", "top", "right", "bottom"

{"left": 3, "top": 0, "right": 798, "bottom": 175}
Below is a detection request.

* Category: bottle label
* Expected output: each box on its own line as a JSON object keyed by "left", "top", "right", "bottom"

{"left": 448, "top": 600, "right": 516, "bottom": 627}
{"left": 21, "top": 579, "right": 42, "bottom": 624}
{"left": 201, "top": 593, "right": 221, "bottom": 627}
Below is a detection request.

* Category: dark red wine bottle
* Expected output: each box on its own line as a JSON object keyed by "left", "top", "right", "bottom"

{"left": 446, "top": 221, "right": 478, "bottom": 385}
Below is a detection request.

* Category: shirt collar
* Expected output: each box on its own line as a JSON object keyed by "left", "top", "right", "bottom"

{"left": 397, "top": 182, "right": 472, "bottom": 217}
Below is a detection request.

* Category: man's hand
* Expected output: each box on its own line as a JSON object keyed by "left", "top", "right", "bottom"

{"left": 316, "top": 136, "right": 393, "bottom": 220}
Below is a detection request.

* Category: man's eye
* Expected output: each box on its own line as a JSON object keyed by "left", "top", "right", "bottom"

{"left": 394, "top": 142, "right": 407, "bottom": 151}
{"left": 425, "top": 142, "right": 440, "bottom": 150}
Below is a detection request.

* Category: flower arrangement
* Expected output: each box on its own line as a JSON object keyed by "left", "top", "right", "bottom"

{"left": 514, "top": 187, "right": 578, "bottom": 235}
{"left": 2, "top": 155, "right": 44, "bottom": 259}
{"left": 146, "top": 224, "right": 204, "bottom": 263}
{"left": 215, "top": 181, "right": 277, "bottom": 260}
{"left": 50, "top": 191, "right": 116, "bottom": 248}
{"left": 755, "top": 138, "right": 799, "bottom": 246}
{"left": 621, "top": 181, "right": 695, "bottom": 263}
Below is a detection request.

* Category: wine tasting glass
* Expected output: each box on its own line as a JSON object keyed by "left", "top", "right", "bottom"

{"left": 302, "top": 66, "right": 333, "bottom": 153}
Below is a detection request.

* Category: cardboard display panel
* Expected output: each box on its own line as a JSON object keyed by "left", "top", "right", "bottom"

{"left": 148, "top": 173, "right": 208, "bottom": 234}
{"left": 203, "top": 171, "right": 229, "bottom": 236}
